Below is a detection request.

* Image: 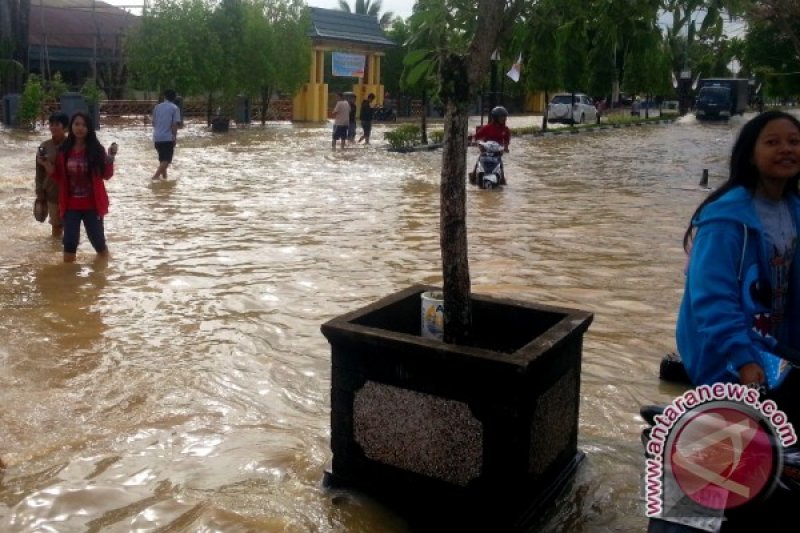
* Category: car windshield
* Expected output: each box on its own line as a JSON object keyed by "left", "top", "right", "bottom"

{"left": 699, "top": 87, "right": 729, "bottom": 103}
{"left": 550, "top": 95, "right": 573, "bottom": 105}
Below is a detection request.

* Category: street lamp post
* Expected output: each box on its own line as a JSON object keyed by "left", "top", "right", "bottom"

{"left": 489, "top": 49, "right": 499, "bottom": 111}
{"left": 679, "top": 69, "right": 692, "bottom": 116}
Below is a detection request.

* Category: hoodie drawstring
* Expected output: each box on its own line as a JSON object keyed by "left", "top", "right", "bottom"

{"left": 738, "top": 223, "right": 747, "bottom": 282}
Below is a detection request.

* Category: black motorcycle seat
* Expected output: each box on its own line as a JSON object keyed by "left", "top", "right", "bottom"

{"left": 640, "top": 404, "right": 666, "bottom": 426}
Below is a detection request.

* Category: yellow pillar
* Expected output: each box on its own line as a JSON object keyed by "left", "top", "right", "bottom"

{"left": 356, "top": 54, "right": 384, "bottom": 107}
{"left": 294, "top": 47, "right": 328, "bottom": 122}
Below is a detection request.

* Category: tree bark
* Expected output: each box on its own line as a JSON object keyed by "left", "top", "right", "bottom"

{"left": 440, "top": 54, "right": 471, "bottom": 344}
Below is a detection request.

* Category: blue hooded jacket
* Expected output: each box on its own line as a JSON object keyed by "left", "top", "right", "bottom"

{"left": 676, "top": 186, "right": 800, "bottom": 386}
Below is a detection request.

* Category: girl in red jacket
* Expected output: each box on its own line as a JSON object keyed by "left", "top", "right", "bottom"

{"left": 39, "top": 111, "right": 117, "bottom": 262}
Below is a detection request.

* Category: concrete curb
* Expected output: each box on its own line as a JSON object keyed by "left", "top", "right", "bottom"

{"left": 385, "top": 117, "right": 679, "bottom": 152}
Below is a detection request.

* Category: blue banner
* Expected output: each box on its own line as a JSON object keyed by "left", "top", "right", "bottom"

{"left": 331, "top": 52, "right": 366, "bottom": 78}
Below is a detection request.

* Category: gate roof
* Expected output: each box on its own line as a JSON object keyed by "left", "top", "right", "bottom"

{"left": 309, "top": 7, "right": 395, "bottom": 50}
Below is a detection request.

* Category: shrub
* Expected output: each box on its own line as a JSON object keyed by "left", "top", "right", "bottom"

{"left": 80, "top": 78, "right": 106, "bottom": 104}
{"left": 20, "top": 74, "right": 45, "bottom": 128}
{"left": 46, "top": 72, "right": 69, "bottom": 102}
{"left": 384, "top": 124, "right": 422, "bottom": 149}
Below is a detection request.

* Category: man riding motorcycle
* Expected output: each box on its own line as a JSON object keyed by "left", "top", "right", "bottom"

{"left": 469, "top": 106, "right": 511, "bottom": 186}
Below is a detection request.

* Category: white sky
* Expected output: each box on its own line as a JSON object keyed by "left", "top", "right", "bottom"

{"left": 308, "top": 1, "right": 414, "bottom": 20}
{"left": 99, "top": 0, "right": 415, "bottom": 19}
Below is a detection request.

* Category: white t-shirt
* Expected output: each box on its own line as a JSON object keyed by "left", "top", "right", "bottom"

{"left": 152, "top": 100, "right": 180, "bottom": 142}
{"left": 332, "top": 100, "right": 350, "bottom": 127}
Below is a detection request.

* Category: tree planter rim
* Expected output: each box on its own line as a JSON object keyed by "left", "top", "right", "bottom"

{"left": 321, "top": 284, "right": 593, "bottom": 368}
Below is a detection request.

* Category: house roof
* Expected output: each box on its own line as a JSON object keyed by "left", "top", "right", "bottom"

{"left": 308, "top": 7, "right": 395, "bottom": 49}
{"left": 28, "top": 0, "right": 137, "bottom": 50}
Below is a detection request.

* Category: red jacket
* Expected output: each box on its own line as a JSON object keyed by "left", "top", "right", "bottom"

{"left": 52, "top": 148, "right": 114, "bottom": 217}
{"left": 475, "top": 122, "right": 511, "bottom": 148}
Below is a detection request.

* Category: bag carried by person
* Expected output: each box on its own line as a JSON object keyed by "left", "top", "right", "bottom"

{"left": 33, "top": 197, "right": 47, "bottom": 222}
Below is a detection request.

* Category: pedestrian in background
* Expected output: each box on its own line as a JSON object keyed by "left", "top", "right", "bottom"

{"left": 331, "top": 93, "right": 350, "bottom": 150}
{"left": 39, "top": 111, "right": 117, "bottom": 263}
{"left": 346, "top": 92, "right": 357, "bottom": 143}
{"left": 357, "top": 93, "right": 375, "bottom": 145}
{"left": 151, "top": 89, "right": 180, "bottom": 180}
{"left": 35, "top": 111, "right": 69, "bottom": 238}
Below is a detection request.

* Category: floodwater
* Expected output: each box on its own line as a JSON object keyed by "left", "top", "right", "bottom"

{"left": 0, "top": 112, "right": 767, "bottom": 532}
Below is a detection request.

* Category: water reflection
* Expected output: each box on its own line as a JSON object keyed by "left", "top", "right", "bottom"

{"left": 0, "top": 112, "right": 787, "bottom": 531}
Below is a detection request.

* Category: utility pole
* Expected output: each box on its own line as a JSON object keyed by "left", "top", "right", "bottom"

{"left": 489, "top": 49, "right": 499, "bottom": 110}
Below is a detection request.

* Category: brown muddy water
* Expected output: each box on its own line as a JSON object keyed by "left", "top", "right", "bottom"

{"left": 0, "top": 112, "right": 772, "bottom": 532}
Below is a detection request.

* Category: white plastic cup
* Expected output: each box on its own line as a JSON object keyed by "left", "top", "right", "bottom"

{"left": 420, "top": 291, "right": 444, "bottom": 340}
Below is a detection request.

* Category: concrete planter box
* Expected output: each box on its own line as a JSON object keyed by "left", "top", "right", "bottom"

{"left": 321, "top": 285, "right": 593, "bottom": 530}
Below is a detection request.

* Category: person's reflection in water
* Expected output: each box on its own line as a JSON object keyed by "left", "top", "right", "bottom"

{"left": 32, "top": 260, "right": 108, "bottom": 381}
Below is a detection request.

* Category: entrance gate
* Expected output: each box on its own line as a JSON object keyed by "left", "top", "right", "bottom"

{"left": 292, "top": 8, "right": 395, "bottom": 122}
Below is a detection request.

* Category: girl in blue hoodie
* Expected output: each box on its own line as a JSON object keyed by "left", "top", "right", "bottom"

{"left": 677, "top": 111, "right": 800, "bottom": 399}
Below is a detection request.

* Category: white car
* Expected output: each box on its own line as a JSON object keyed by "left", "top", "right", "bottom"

{"left": 546, "top": 93, "right": 599, "bottom": 124}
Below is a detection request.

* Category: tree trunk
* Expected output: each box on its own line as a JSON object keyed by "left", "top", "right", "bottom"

{"left": 261, "top": 86, "right": 268, "bottom": 125}
{"left": 542, "top": 89, "right": 549, "bottom": 131}
{"left": 438, "top": 0, "right": 520, "bottom": 344}
{"left": 439, "top": 54, "right": 471, "bottom": 345}
{"left": 421, "top": 87, "right": 428, "bottom": 145}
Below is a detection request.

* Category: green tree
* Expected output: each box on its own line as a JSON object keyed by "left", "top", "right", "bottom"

{"left": 211, "top": 0, "right": 249, "bottom": 101}
{"left": 19, "top": 73, "right": 44, "bottom": 128}
{"left": 662, "top": 0, "right": 748, "bottom": 76}
{"left": 337, "top": 0, "right": 394, "bottom": 27}
{"left": 747, "top": 0, "right": 800, "bottom": 60}
{"left": 517, "top": 0, "right": 560, "bottom": 130}
{"left": 623, "top": 27, "right": 666, "bottom": 118}
{"left": 556, "top": 3, "right": 589, "bottom": 126}
{"left": 126, "top": 0, "right": 224, "bottom": 121}
{"left": 239, "top": 0, "right": 310, "bottom": 123}
{"left": 383, "top": 17, "right": 412, "bottom": 98}
{"left": 46, "top": 72, "right": 69, "bottom": 102}
{"left": 744, "top": 16, "right": 800, "bottom": 100}
{"left": 0, "top": 0, "right": 30, "bottom": 93}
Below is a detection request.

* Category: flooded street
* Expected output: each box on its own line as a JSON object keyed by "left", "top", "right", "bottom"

{"left": 0, "top": 112, "right": 764, "bottom": 531}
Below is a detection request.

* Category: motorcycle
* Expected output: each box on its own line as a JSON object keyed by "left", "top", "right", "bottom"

{"left": 642, "top": 349, "right": 800, "bottom": 532}
{"left": 468, "top": 140, "right": 506, "bottom": 190}
{"left": 372, "top": 106, "right": 397, "bottom": 121}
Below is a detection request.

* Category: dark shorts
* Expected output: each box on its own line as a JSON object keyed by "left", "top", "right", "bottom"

{"left": 333, "top": 125, "right": 349, "bottom": 140}
{"left": 361, "top": 121, "right": 372, "bottom": 137}
{"left": 348, "top": 121, "right": 356, "bottom": 139}
{"left": 155, "top": 141, "right": 176, "bottom": 163}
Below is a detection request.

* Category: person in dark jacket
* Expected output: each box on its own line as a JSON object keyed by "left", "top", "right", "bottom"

{"left": 345, "top": 92, "right": 357, "bottom": 142}
{"left": 357, "top": 93, "right": 375, "bottom": 144}
{"left": 35, "top": 111, "right": 69, "bottom": 238}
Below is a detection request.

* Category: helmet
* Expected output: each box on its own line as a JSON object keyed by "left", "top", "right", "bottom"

{"left": 490, "top": 106, "right": 509, "bottom": 119}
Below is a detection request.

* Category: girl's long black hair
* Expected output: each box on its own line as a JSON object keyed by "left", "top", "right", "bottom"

{"left": 60, "top": 111, "right": 107, "bottom": 178}
{"left": 683, "top": 110, "right": 800, "bottom": 252}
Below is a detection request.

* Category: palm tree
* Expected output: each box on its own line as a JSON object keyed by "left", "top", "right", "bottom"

{"left": 338, "top": 0, "right": 394, "bottom": 28}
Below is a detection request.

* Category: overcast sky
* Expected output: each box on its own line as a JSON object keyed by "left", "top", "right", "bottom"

{"left": 100, "top": 0, "right": 415, "bottom": 19}
{"left": 306, "top": 1, "right": 414, "bottom": 20}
